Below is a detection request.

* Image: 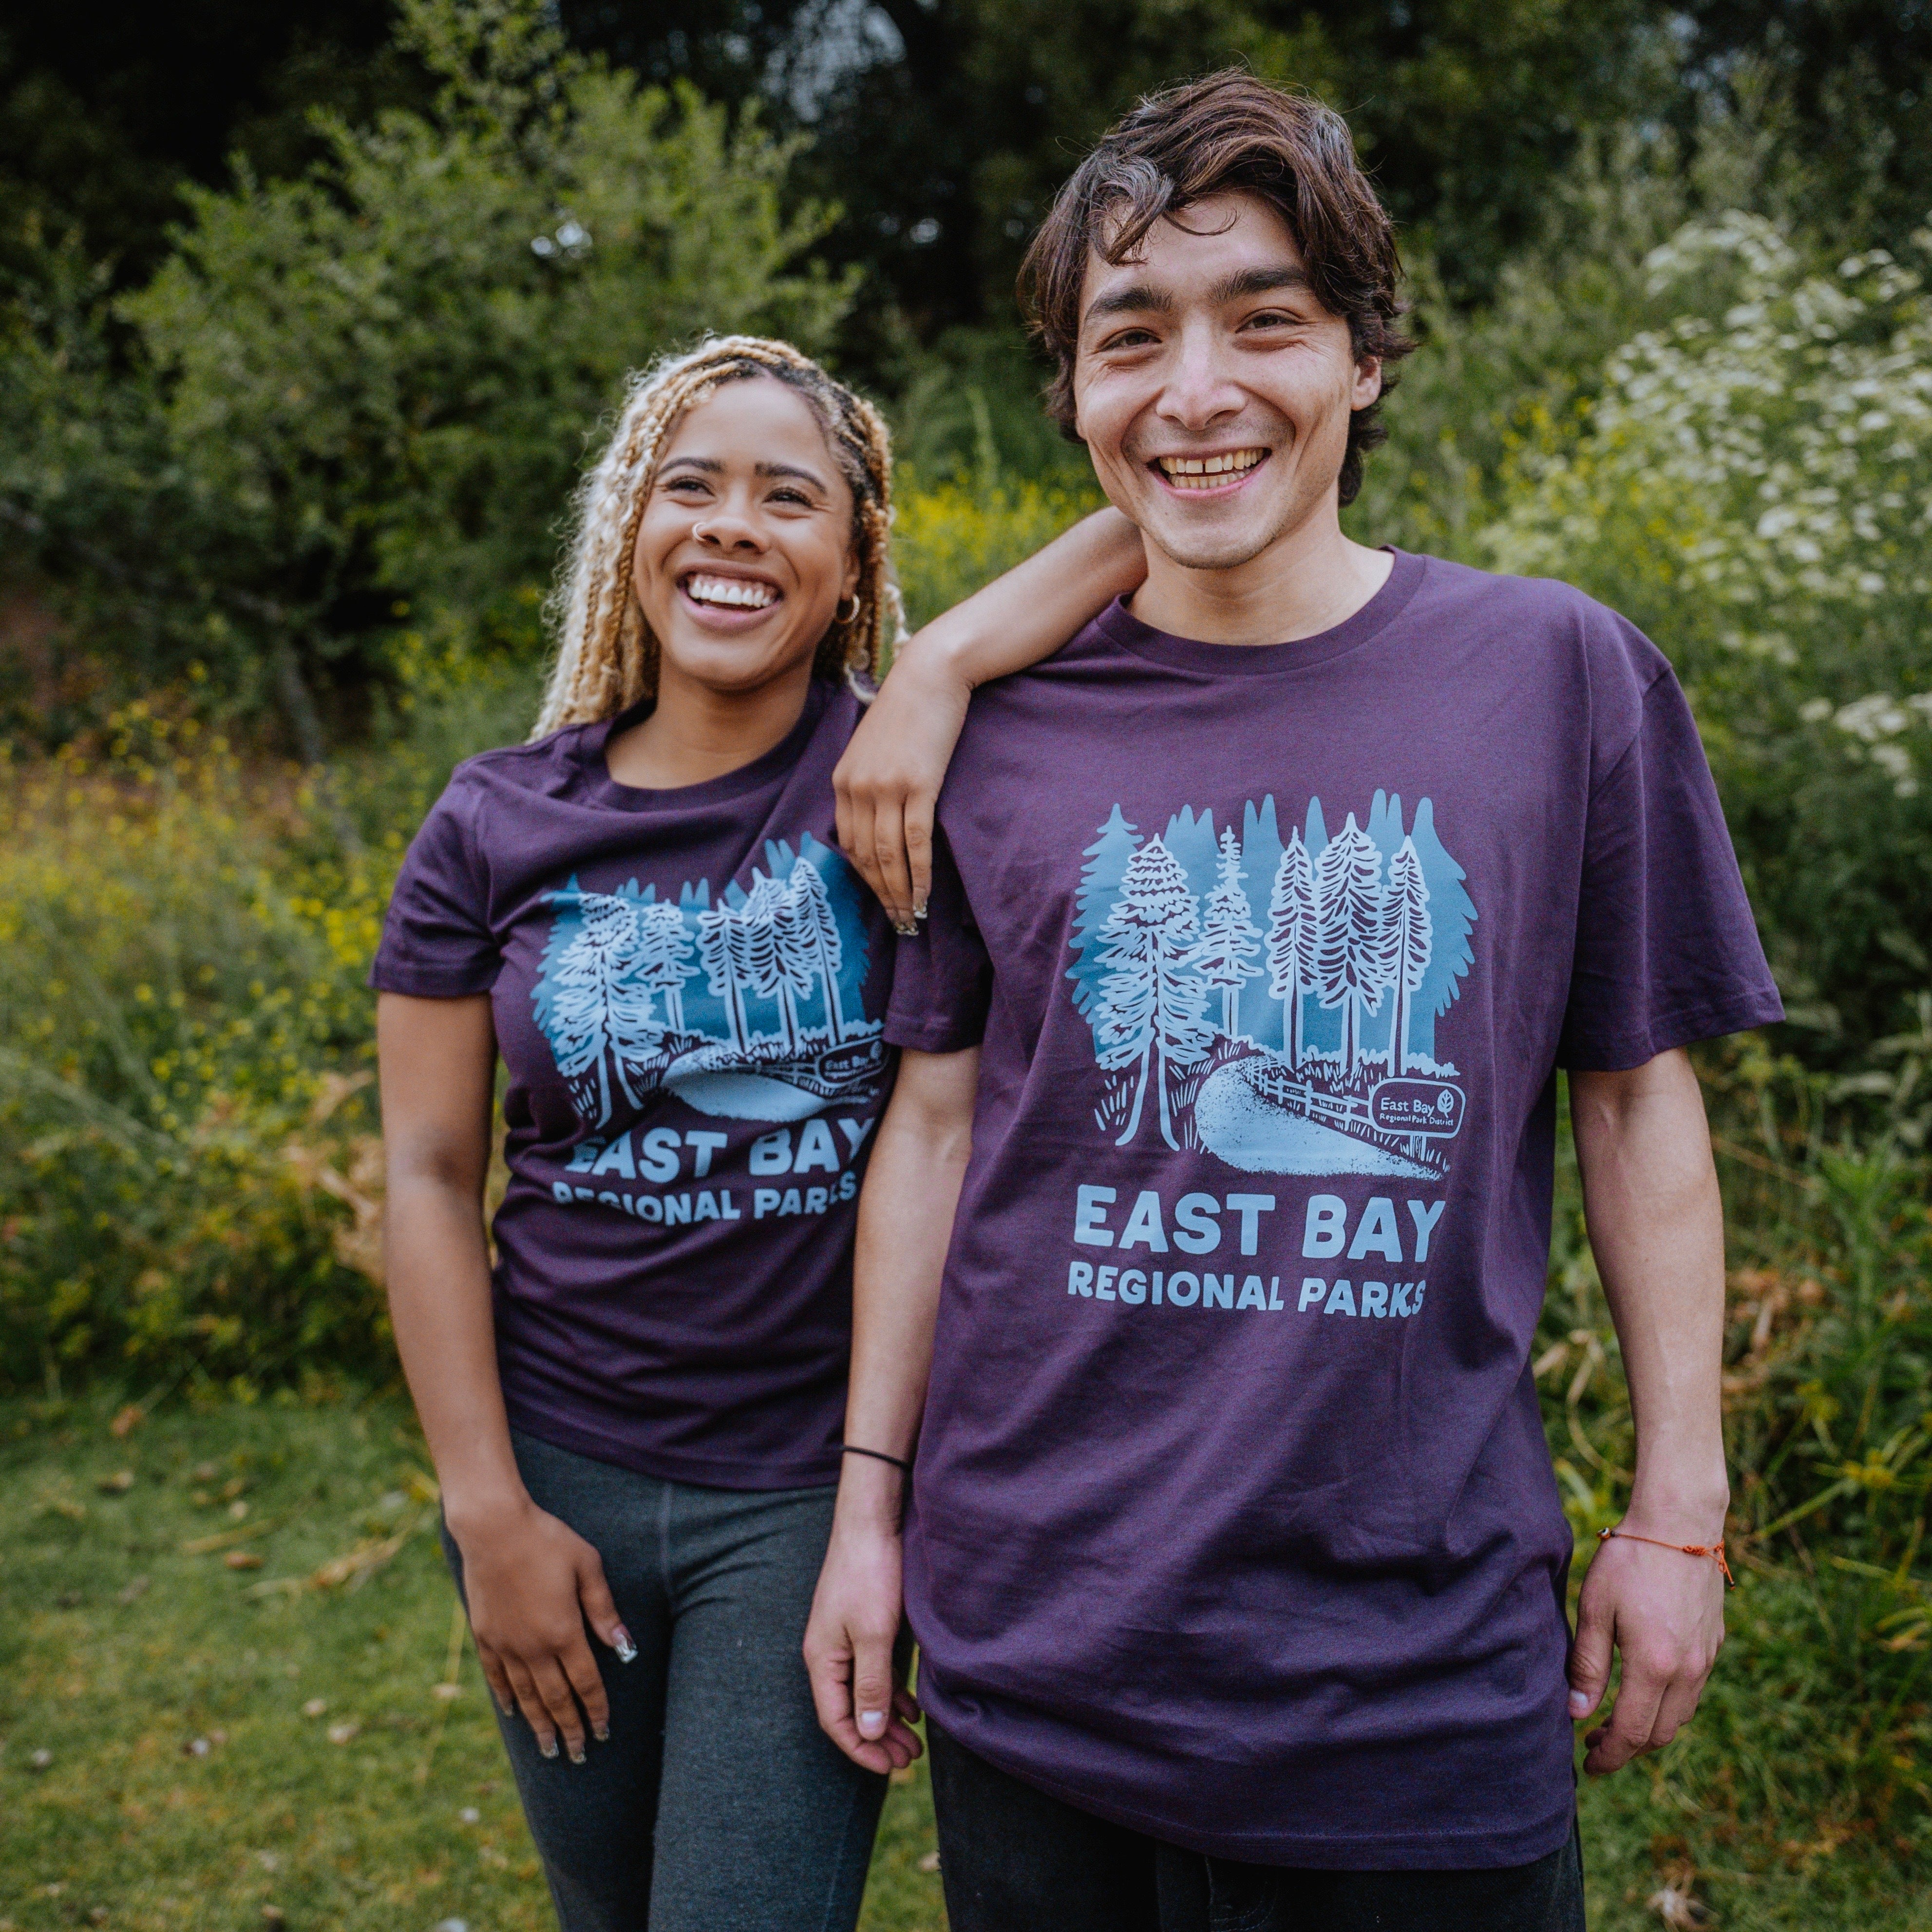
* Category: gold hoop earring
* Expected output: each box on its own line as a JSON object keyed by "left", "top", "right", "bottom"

{"left": 835, "top": 595, "right": 860, "bottom": 624}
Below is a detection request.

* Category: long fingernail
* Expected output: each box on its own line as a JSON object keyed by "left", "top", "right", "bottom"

{"left": 539, "top": 1738, "right": 559, "bottom": 1760}
{"left": 859, "top": 1709, "right": 885, "bottom": 1739}
{"left": 913, "top": 901, "right": 928, "bottom": 921}
{"left": 568, "top": 1744, "right": 586, "bottom": 1765}
{"left": 594, "top": 1722, "right": 609, "bottom": 1742}
{"left": 894, "top": 922, "right": 917, "bottom": 937}
{"left": 613, "top": 1628, "right": 637, "bottom": 1664}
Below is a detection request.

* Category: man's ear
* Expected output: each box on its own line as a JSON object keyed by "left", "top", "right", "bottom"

{"left": 1352, "top": 357, "right": 1384, "bottom": 411}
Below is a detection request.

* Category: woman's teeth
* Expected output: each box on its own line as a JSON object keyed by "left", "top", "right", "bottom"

{"left": 686, "top": 574, "right": 777, "bottom": 609}
{"left": 1155, "top": 448, "right": 1268, "bottom": 491}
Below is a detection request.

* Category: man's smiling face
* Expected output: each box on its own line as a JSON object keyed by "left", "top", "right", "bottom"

{"left": 1071, "top": 191, "right": 1383, "bottom": 573}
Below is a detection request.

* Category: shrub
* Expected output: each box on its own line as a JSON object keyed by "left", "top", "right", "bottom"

{"left": 1478, "top": 213, "right": 1932, "bottom": 1057}
{"left": 892, "top": 471, "right": 1099, "bottom": 634}
{"left": 3, "top": 0, "right": 854, "bottom": 738}
{"left": 0, "top": 714, "right": 394, "bottom": 1394}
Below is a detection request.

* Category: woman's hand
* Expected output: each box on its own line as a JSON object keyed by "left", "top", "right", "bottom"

{"left": 453, "top": 1494, "right": 632, "bottom": 1763}
{"left": 803, "top": 1515, "right": 923, "bottom": 1775}
{"left": 834, "top": 650, "right": 970, "bottom": 932}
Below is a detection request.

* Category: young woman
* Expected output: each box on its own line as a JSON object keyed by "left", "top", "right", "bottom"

{"left": 373, "top": 335, "right": 1143, "bottom": 1932}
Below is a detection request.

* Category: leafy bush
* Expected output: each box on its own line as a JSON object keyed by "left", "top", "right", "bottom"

{"left": 892, "top": 472, "right": 1099, "bottom": 633}
{"left": 2, "top": 0, "right": 853, "bottom": 737}
{"left": 1541, "top": 1044, "right": 1932, "bottom": 1864}
{"left": 1482, "top": 214, "right": 1932, "bottom": 1055}
{"left": 0, "top": 715, "right": 395, "bottom": 1394}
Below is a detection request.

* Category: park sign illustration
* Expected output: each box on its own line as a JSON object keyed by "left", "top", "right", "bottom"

{"left": 531, "top": 831, "right": 887, "bottom": 1140}
{"left": 1068, "top": 793, "right": 1477, "bottom": 1180}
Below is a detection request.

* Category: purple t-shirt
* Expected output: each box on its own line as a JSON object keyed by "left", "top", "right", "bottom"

{"left": 886, "top": 551, "right": 1781, "bottom": 1868}
{"left": 372, "top": 679, "right": 894, "bottom": 1489}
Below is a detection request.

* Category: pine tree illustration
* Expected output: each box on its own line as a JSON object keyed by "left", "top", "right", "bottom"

{"left": 1195, "top": 825, "right": 1263, "bottom": 1037}
{"left": 1066, "top": 806, "right": 1140, "bottom": 1019}
{"left": 698, "top": 903, "right": 750, "bottom": 1051}
{"left": 543, "top": 891, "right": 657, "bottom": 1127}
{"left": 1267, "top": 829, "right": 1320, "bottom": 1069}
{"left": 1377, "top": 835, "right": 1433, "bottom": 1076}
{"left": 1314, "top": 814, "right": 1385, "bottom": 1080}
{"left": 771, "top": 872, "right": 819, "bottom": 1050}
{"left": 786, "top": 856, "right": 847, "bottom": 1043}
{"left": 739, "top": 876, "right": 789, "bottom": 1050}
{"left": 1092, "top": 835, "right": 1212, "bottom": 1149}
{"left": 636, "top": 899, "right": 696, "bottom": 1035}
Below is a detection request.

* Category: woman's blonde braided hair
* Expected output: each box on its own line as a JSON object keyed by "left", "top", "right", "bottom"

{"left": 533, "top": 334, "right": 905, "bottom": 739}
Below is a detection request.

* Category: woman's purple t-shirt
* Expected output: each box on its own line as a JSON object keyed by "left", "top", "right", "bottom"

{"left": 886, "top": 551, "right": 1782, "bottom": 1867}
{"left": 373, "top": 679, "right": 894, "bottom": 1490}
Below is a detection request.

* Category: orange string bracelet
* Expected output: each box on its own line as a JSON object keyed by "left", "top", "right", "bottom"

{"left": 1597, "top": 1524, "right": 1735, "bottom": 1588}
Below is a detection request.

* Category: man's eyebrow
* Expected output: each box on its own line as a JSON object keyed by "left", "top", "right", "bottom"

{"left": 1082, "top": 281, "right": 1174, "bottom": 326}
{"left": 1212, "top": 264, "right": 1312, "bottom": 304}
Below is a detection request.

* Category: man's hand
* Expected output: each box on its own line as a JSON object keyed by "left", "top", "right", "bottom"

{"left": 1567, "top": 1529, "right": 1725, "bottom": 1774}
{"left": 804, "top": 1516, "right": 923, "bottom": 1774}
{"left": 833, "top": 652, "right": 969, "bottom": 933}
{"left": 453, "top": 1495, "right": 630, "bottom": 1764}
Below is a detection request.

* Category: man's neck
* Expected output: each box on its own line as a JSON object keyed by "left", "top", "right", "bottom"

{"left": 1126, "top": 504, "right": 1393, "bottom": 648}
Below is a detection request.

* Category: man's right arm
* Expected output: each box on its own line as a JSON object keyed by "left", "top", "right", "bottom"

{"left": 804, "top": 1044, "right": 981, "bottom": 1772}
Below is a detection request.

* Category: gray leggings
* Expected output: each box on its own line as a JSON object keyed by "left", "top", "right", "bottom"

{"left": 442, "top": 1431, "right": 886, "bottom": 1932}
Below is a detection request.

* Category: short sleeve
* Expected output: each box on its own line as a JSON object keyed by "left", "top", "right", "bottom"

{"left": 884, "top": 822, "right": 992, "bottom": 1052}
{"left": 1557, "top": 663, "right": 1783, "bottom": 1070}
{"left": 369, "top": 775, "right": 502, "bottom": 998}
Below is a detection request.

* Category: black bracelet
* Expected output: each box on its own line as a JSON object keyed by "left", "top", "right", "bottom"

{"left": 839, "top": 1442, "right": 912, "bottom": 1474}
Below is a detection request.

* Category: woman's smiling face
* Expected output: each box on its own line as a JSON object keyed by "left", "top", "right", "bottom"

{"left": 631, "top": 376, "right": 860, "bottom": 697}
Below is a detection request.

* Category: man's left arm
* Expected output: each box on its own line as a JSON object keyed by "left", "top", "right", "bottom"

{"left": 1566, "top": 1045, "right": 1730, "bottom": 1775}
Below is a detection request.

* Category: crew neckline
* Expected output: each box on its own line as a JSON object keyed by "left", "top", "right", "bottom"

{"left": 1096, "top": 547, "right": 1427, "bottom": 677}
{"left": 575, "top": 678, "right": 834, "bottom": 813}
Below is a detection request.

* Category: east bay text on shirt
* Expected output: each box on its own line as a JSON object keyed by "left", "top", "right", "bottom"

{"left": 551, "top": 1116, "right": 877, "bottom": 1223}
{"left": 1066, "top": 1183, "right": 1445, "bottom": 1319}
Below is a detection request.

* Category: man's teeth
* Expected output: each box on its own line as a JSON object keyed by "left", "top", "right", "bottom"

{"left": 687, "top": 574, "right": 777, "bottom": 608}
{"left": 1155, "top": 448, "right": 1268, "bottom": 491}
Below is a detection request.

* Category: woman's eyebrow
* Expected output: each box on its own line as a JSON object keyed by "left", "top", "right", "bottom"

{"left": 754, "top": 461, "right": 829, "bottom": 488}
{"left": 658, "top": 455, "right": 722, "bottom": 476}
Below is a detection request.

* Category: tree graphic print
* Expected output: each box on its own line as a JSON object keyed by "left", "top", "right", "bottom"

{"left": 1377, "top": 835, "right": 1433, "bottom": 1076}
{"left": 1314, "top": 814, "right": 1385, "bottom": 1079}
{"left": 788, "top": 856, "right": 848, "bottom": 1042}
{"left": 1266, "top": 828, "right": 1320, "bottom": 1069}
{"left": 541, "top": 891, "right": 659, "bottom": 1127}
{"left": 1092, "top": 835, "right": 1213, "bottom": 1150}
{"left": 637, "top": 898, "right": 695, "bottom": 1034}
{"left": 1196, "top": 825, "right": 1263, "bottom": 1037}
{"left": 698, "top": 901, "right": 751, "bottom": 1051}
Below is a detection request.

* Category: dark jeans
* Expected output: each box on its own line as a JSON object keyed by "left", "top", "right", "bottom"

{"left": 928, "top": 1721, "right": 1586, "bottom": 1932}
{"left": 442, "top": 1431, "right": 886, "bottom": 1932}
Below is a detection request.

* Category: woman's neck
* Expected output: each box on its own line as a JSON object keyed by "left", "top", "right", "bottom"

{"left": 605, "top": 661, "right": 817, "bottom": 791}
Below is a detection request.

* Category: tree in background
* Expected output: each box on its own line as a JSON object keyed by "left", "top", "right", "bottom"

{"left": 1, "top": 0, "right": 852, "bottom": 746}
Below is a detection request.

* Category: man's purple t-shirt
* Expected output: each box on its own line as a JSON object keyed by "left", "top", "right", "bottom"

{"left": 372, "top": 679, "right": 894, "bottom": 1489}
{"left": 885, "top": 551, "right": 1781, "bottom": 1868}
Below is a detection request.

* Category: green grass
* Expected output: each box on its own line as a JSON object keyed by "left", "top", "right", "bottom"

{"left": 0, "top": 1390, "right": 1919, "bottom": 1932}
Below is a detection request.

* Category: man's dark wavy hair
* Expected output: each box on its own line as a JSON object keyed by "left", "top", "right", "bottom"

{"left": 1018, "top": 70, "right": 1415, "bottom": 507}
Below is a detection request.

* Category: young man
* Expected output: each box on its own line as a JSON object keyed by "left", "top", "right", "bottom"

{"left": 806, "top": 71, "right": 1781, "bottom": 1930}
